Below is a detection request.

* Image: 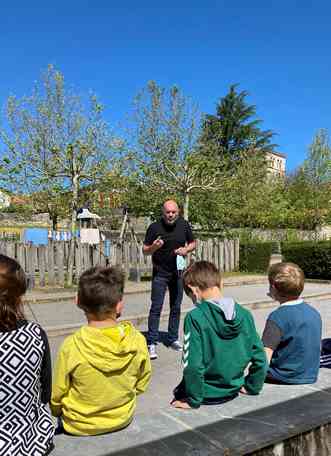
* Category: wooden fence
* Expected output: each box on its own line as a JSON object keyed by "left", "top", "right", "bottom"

{"left": 0, "top": 238, "right": 239, "bottom": 288}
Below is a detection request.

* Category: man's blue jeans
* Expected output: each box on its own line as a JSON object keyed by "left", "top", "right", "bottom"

{"left": 147, "top": 271, "right": 183, "bottom": 346}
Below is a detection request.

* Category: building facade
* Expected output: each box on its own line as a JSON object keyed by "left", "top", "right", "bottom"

{"left": 266, "top": 151, "right": 286, "bottom": 177}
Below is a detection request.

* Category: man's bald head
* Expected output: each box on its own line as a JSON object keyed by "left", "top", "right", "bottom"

{"left": 162, "top": 200, "right": 179, "bottom": 225}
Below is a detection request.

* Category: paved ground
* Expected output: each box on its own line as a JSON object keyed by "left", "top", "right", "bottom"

{"left": 23, "top": 274, "right": 268, "bottom": 303}
{"left": 24, "top": 280, "right": 331, "bottom": 335}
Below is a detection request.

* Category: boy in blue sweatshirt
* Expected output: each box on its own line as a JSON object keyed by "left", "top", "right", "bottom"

{"left": 262, "top": 262, "right": 322, "bottom": 384}
{"left": 171, "top": 261, "right": 267, "bottom": 409}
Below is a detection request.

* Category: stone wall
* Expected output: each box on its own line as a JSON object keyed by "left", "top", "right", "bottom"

{"left": 252, "top": 423, "right": 331, "bottom": 456}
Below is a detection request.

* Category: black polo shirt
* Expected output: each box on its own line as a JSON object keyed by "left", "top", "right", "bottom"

{"left": 144, "top": 217, "right": 194, "bottom": 274}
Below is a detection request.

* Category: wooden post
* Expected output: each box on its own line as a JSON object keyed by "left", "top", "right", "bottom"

{"left": 0, "top": 241, "right": 6, "bottom": 255}
{"left": 48, "top": 241, "right": 55, "bottom": 286}
{"left": 86, "top": 244, "right": 91, "bottom": 269}
{"left": 207, "top": 238, "right": 213, "bottom": 262}
{"left": 56, "top": 242, "right": 65, "bottom": 286}
{"left": 139, "top": 241, "right": 145, "bottom": 266}
{"left": 226, "top": 240, "right": 233, "bottom": 272}
{"left": 75, "top": 242, "right": 82, "bottom": 279}
{"left": 39, "top": 246, "right": 46, "bottom": 287}
{"left": 27, "top": 245, "right": 36, "bottom": 284}
{"left": 230, "top": 240, "right": 235, "bottom": 271}
{"left": 214, "top": 238, "right": 219, "bottom": 270}
{"left": 92, "top": 245, "right": 100, "bottom": 266}
{"left": 147, "top": 255, "right": 153, "bottom": 269}
{"left": 234, "top": 238, "right": 240, "bottom": 271}
{"left": 99, "top": 241, "right": 106, "bottom": 267}
{"left": 224, "top": 239, "right": 229, "bottom": 272}
{"left": 89, "top": 245, "right": 94, "bottom": 269}
{"left": 124, "top": 242, "right": 130, "bottom": 274}
{"left": 17, "top": 243, "right": 26, "bottom": 271}
{"left": 129, "top": 240, "right": 139, "bottom": 281}
{"left": 116, "top": 243, "right": 122, "bottom": 266}
{"left": 132, "top": 241, "right": 138, "bottom": 268}
{"left": 219, "top": 240, "right": 224, "bottom": 272}
{"left": 6, "top": 242, "right": 15, "bottom": 259}
{"left": 110, "top": 241, "right": 117, "bottom": 266}
{"left": 200, "top": 239, "right": 205, "bottom": 261}
{"left": 195, "top": 239, "right": 202, "bottom": 261}
{"left": 82, "top": 244, "right": 88, "bottom": 271}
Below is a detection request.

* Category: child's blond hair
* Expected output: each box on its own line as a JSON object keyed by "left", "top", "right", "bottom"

{"left": 268, "top": 262, "right": 304, "bottom": 298}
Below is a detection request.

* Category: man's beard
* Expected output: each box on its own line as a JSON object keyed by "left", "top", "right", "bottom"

{"left": 163, "top": 215, "right": 178, "bottom": 226}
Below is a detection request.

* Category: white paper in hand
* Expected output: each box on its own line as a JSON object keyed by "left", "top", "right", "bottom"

{"left": 176, "top": 255, "right": 187, "bottom": 271}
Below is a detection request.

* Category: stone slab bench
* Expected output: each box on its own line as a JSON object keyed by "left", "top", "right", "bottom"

{"left": 52, "top": 369, "right": 331, "bottom": 456}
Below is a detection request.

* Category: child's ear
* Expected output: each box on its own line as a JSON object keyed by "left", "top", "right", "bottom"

{"left": 189, "top": 285, "right": 200, "bottom": 299}
{"left": 115, "top": 299, "right": 124, "bottom": 318}
{"left": 269, "top": 283, "right": 278, "bottom": 299}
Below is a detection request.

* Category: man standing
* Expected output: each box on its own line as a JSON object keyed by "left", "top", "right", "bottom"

{"left": 143, "top": 200, "right": 196, "bottom": 360}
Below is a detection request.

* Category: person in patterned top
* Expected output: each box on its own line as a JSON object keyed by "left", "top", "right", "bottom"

{"left": 0, "top": 254, "right": 54, "bottom": 455}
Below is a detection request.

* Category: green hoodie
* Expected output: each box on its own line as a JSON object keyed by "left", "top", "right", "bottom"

{"left": 181, "top": 298, "right": 267, "bottom": 408}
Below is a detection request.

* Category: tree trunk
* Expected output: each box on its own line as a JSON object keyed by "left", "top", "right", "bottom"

{"left": 51, "top": 214, "right": 58, "bottom": 231}
{"left": 67, "top": 173, "right": 79, "bottom": 285}
{"left": 183, "top": 192, "right": 189, "bottom": 221}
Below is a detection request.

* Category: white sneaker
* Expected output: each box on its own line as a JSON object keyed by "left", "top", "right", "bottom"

{"left": 148, "top": 344, "right": 158, "bottom": 360}
{"left": 169, "top": 340, "right": 182, "bottom": 352}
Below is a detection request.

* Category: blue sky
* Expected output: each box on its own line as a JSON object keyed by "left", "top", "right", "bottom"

{"left": 1, "top": 1, "right": 331, "bottom": 171}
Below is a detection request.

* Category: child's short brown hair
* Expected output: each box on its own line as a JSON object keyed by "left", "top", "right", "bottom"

{"left": 183, "top": 261, "right": 221, "bottom": 296}
{"left": 78, "top": 265, "right": 125, "bottom": 316}
{"left": 268, "top": 262, "right": 304, "bottom": 299}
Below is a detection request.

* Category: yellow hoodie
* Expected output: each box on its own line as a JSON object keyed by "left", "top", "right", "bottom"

{"left": 51, "top": 321, "right": 151, "bottom": 436}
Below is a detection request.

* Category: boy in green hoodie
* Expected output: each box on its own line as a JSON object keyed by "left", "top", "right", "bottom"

{"left": 51, "top": 266, "right": 151, "bottom": 435}
{"left": 171, "top": 261, "right": 267, "bottom": 409}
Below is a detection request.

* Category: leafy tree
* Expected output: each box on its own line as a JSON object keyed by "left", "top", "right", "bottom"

{"left": 285, "top": 129, "right": 331, "bottom": 230}
{"left": 285, "top": 168, "right": 314, "bottom": 230}
{"left": 191, "top": 149, "right": 290, "bottom": 231}
{"left": 125, "top": 81, "right": 227, "bottom": 220}
{"left": 303, "top": 129, "right": 331, "bottom": 184}
{"left": 190, "top": 150, "right": 265, "bottom": 229}
{"left": 200, "top": 84, "right": 277, "bottom": 165}
{"left": 0, "top": 65, "right": 118, "bottom": 283}
{"left": 30, "top": 187, "right": 71, "bottom": 230}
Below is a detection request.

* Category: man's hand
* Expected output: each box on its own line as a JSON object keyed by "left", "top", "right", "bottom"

{"left": 152, "top": 238, "right": 164, "bottom": 251}
{"left": 174, "top": 247, "right": 187, "bottom": 256}
{"left": 240, "top": 386, "right": 249, "bottom": 395}
{"left": 142, "top": 238, "right": 164, "bottom": 256}
{"left": 145, "top": 238, "right": 164, "bottom": 255}
{"left": 170, "top": 398, "right": 192, "bottom": 409}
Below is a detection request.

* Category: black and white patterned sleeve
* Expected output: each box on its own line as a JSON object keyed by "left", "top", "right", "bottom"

{"left": 39, "top": 327, "right": 52, "bottom": 404}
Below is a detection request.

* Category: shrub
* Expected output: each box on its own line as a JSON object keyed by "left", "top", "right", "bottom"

{"left": 240, "top": 242, "right": 278, "bottom": 273}
{"left": 282, "top": 241, "right": 331, "bottom": 280}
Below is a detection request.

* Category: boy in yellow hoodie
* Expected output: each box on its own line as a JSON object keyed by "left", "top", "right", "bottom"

{"left": 51, "top": 265, "right": 151, "bottom": 436}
